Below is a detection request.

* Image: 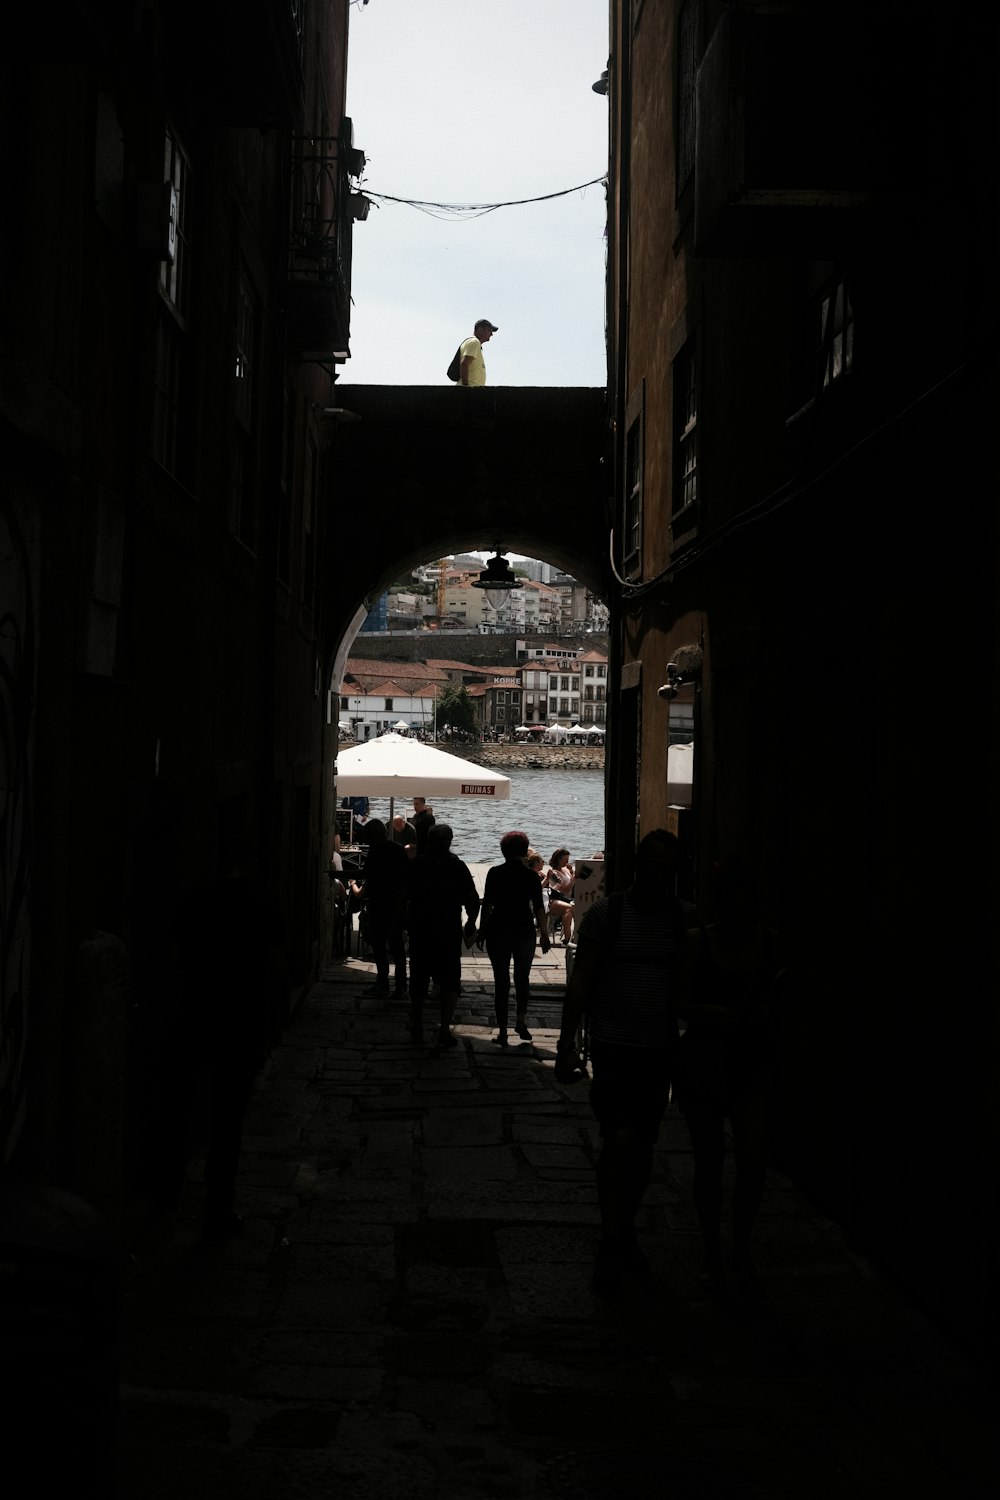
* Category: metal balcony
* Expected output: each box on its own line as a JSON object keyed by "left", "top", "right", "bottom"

{"left": 287, "top": 135, "right": 354, "bottom": 360}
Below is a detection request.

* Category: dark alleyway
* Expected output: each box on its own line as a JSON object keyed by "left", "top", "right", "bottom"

{"left": 117, "top": 958, "right": 996, "bottom": 1499}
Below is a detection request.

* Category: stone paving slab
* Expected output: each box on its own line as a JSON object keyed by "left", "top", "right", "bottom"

{"left": 119, "top": 960, "right": 998, "bottom": 1499}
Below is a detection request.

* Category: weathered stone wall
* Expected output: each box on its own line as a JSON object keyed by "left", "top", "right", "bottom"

{"left": 347, "top": 631, "right": 609, "bottom": 667}
{"left": 457, "top": 744, "right": 604, "bottom": 772}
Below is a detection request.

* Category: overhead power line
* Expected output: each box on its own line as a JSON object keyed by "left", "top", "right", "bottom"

{"left": 360, "top": 175, "right": 608, "bottom": 221}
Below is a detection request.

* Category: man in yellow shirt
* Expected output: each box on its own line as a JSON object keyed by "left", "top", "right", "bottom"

{"left": 459, "top": 318, "right": 498, "bottom": 386}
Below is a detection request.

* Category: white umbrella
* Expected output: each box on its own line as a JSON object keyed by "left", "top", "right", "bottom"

{"left": 336, "top": 732, "right": 511, "bottom": 820}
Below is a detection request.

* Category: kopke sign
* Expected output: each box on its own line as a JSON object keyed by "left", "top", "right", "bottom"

{"left": 461, "top": 783, "right": 496, "bottom": 796}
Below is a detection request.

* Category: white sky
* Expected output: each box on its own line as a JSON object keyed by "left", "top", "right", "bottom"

{"left": 344, "top": 0, "right": 610, "bottom": 387}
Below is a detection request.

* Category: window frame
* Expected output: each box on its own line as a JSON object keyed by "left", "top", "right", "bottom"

{"left": 671, "top": 339, "right": 698, "bottom": 523}
{"left": 623, "top": 382, "right": 645, "bottom": 579}
{"left": 230, "top": 267, "right": 259, "bottom": 550}
{"left": 159, "top": 125, "right": 192, "bottom": 322}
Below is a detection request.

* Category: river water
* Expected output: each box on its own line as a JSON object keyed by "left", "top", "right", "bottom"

{"left": 366, "top": 767, "right": 606, "bottom": 865}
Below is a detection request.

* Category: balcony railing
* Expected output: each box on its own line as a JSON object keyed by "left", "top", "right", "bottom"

{"left": 287, "top": 135, "right": 353, "bottom": 357}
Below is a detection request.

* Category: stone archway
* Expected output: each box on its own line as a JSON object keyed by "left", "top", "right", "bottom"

{"left": 322, "top": 385, "right": 609, "bottom": 655}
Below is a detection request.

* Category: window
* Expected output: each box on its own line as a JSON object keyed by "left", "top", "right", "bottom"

{"left": 497, "top": 690, "right": 507, "bottom": 704}
{"left": 152, "top": 317, "right": 181, "bottom": 472}
{"left": 672, "top": 341, "right": 698, "bottom": 518}
{"left": 598, "top": 665, "right": 607, "bottom": 678}
{"left": 788, "top": 274, "right": 855, "bottom": 418}
{"left": 159, "top": 126, "right": 191, "bottom": 318}
{"left": 561, "top": 676, "right": 569, "bottom": 691}
{"left": 152, "top": 126, "right": 193, "bottom": 480}
{"left": 623, "top": 384, "right": 644, "bottom": 577}
{"left": 560, "top": 698, "right": 570, "bottom": 715}
{"left": 821, "top": 279, "right": 854, "bottom": 388}
{"left": 277, "top": 387, "right": 294, "bottom": 585}
{"left": 385, "top": 699, "right": 393, "bottom": 711}
{"left": 231, "top": 271, "right": 258, "bottom": 549}
{"left": 549, "top": 697, "right": 558, "bottom": 713}
{"left": 675, "top": 0, "right": 702, "bottom": 201}
{"left": 302, "top": 435, "right": 317, "bottom": 615}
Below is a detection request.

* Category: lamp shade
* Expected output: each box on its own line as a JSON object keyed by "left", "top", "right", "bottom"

{"left": 473, "top": 553, "right": 522, "bottom": 611}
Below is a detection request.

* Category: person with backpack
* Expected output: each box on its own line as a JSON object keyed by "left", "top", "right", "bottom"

{"left": 447, "top": 318, "right": 498, "bottom": 387}
{"left": 555, "top": 830, "right": 692, "bottom": 1297}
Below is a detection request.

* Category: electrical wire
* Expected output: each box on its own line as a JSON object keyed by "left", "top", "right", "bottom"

{"left": 361, "top": 175, "right": 607, "bottom": 221}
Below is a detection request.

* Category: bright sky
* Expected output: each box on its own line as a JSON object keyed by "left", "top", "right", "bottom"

{"left": 344, "top": 0, "right": 610, "bottom": 387}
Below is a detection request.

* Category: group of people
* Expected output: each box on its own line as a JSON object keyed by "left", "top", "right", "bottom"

{"left": 556, "top": 831, "right": 785, "bottom": 1300}
{"left": 346, "top": 807, "right": 582, "bottom": 1051}
{"left": 344, "top": 796, "right": 477, "bottom": 1051}
{"left": 348, "top": 804, "right": 784, "bottom": 1300}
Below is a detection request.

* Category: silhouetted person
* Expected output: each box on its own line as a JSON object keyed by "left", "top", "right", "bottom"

{"left": 171, "top": 851, "right": 284, "bottom": 1238}
{"left": 477, "top": 829, "right": 550, "bottom": 1046}
{"left": 411, "top": 795, "right": 435, "bottom": 853}
{"left": 350, "top": 818, "right": 408, "bottom": 998}
{"left": 405, "top": 823, "right": 479, "bottom": 1049}
{"left": 557, "top": 830, "right": 690, "bottom": 1296}
{"left": 674, "top": 858, "right": 784, "bottom": 1296}
{"left": 456, "top": 317, "right": 498, "bottom": 386}
{"left": 389, "top": 813, "right": 416, "bottom": 849}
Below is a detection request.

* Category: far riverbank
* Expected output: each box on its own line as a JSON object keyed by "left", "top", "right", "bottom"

{"left": 466, "top": 742, "right": 604, "bottom": 772}
{"left": 339, "top": 739, "right": 605, "bottom": 771}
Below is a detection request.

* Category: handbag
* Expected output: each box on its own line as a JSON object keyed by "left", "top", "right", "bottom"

{"left": 446, "top": 344, "right": 462, "bottom": 382}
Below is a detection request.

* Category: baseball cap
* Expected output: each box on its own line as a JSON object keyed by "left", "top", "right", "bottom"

{"left": 476, "top": 318, "right": 499, "bottom": 331}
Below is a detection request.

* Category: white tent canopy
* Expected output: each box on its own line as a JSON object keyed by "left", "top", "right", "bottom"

{"left": 392, "top": 720, "right": 410, "bottom": 733}
{"left": 336, "top": 732, "right": 511, "bottom": 801}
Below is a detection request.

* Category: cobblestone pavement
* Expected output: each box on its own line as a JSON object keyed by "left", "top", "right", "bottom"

{"left": 118, "top": 952, "right": 996, "bottom": 1499}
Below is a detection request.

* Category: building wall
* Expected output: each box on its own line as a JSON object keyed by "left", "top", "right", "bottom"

{"left": 605, "top": 0, "right": 997, "bottom": 1351}
{"left": 0, "top": 1, "right": 361, "bottom": 1211}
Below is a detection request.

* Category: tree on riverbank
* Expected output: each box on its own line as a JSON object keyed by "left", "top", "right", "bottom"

{"left": 436, "top": 684, "right": 478, "bottom": 736}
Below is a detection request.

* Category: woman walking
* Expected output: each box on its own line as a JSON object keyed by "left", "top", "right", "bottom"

{"left": 477, "top": 831, "right": 551, "bottom": 1046}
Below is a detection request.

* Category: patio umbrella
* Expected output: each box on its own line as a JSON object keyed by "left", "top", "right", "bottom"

{"left": 336, "top": 731, "right": 511, "bottom": 821}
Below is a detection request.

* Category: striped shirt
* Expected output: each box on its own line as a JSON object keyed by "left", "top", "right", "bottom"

{"left": 577, "top": 892, "right": 687, "bottom": 1049}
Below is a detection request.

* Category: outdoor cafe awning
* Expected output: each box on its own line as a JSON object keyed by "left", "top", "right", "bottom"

{"left": 336, "top": 732, "right": 511, "bottom": 800}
